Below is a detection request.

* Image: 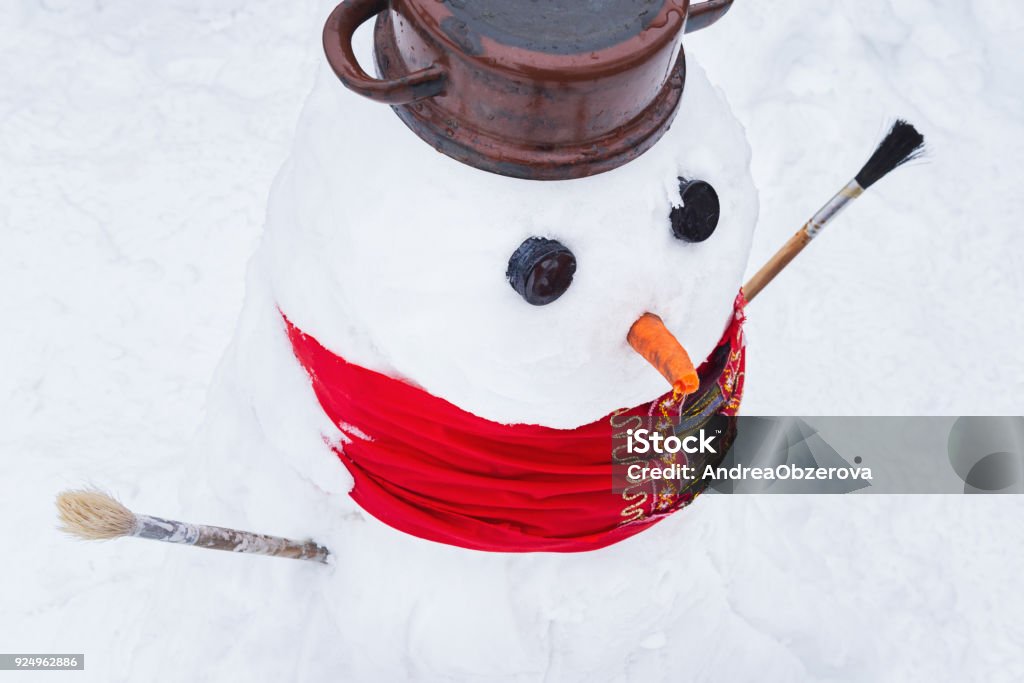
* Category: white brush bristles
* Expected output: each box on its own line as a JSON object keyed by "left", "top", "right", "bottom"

{"left": 57, "top": 489, "right": 137, "bottom": 540}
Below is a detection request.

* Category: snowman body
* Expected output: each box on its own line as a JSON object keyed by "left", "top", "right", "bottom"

{"left": 142, "top": 29, "right": 761, "bottom": 680}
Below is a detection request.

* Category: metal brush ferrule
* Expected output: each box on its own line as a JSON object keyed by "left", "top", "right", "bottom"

{"left": 804, "top": 180, "right": 864, "bottom": 239}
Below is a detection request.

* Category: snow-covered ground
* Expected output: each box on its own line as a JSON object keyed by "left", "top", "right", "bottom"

{"left": 2, "top": 1, "right": 1023, "bottom": 681}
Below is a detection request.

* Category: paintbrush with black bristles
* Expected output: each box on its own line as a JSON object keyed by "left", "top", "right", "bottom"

{"left": 744, "top": 120, "right": 926, "bottom": 302}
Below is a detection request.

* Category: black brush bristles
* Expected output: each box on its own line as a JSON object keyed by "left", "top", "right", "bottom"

{"left": 854, "top": 120, "right": 926, "bottom": 189}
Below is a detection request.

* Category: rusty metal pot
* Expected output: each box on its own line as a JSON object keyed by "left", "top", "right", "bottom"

{"left": 324, "top": 0, "right": 734, "bottom": 180}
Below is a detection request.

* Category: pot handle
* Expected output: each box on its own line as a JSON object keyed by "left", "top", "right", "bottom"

{"left": 323, "top": 0, "right": 446, "bottom": 104}
{"left": 685, "top": 0, "right": 735, "bottom": 33}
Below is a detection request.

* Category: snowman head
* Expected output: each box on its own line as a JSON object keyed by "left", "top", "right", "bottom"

{"left": 267, "top": 50, "right": 757, "bottom": 429}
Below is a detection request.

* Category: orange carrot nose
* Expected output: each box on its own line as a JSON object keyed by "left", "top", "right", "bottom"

{"left": 627, "top": 313, "right": 699, "bottom": 397}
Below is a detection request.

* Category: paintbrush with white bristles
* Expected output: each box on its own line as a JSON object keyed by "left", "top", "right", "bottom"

{"left": 57, "top": 489, "right": 330, "bottom": 564}
{"left": 744, "top": 120, "right": 926, "bottom": 302}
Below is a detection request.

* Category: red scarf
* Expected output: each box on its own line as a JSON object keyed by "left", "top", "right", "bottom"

{"left": 285, "top": 294, "right": 746, "bottom": 553}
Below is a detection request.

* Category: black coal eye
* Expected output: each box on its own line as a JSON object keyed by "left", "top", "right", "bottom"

{"left": 507, "top": 237, "right": 577, "bottom": 306}
{"left": 670, "top": 178, "right": 720, "bottom": 242}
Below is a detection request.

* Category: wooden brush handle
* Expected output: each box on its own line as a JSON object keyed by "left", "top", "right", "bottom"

{"left": 134, "top": 514, "right": 330, "bottom": 564}
{"left": 743, "top": 180, "right": 863, "bottom": 303}
{"left": 743, "top": 226, "right": 811, "bottom": 303}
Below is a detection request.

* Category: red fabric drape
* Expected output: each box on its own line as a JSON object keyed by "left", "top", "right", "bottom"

{"left": 284, "top": 294, "right": 745, "bottom": 553}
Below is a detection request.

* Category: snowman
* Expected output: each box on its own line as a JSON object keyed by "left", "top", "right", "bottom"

{"left": 132, "top": 0, "right": 769, "bottom": 679}
{"left": 270, "top": 0, "right": 755, "bottom": 549}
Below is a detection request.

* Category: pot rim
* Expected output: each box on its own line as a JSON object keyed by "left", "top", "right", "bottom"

{"left": 400, "top": 0, "right": 690, "bottom": 81}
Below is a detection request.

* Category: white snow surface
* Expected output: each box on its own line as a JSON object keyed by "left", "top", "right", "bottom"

{"left": 2, "top": 1, "right": 1024, "bottom": 682}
